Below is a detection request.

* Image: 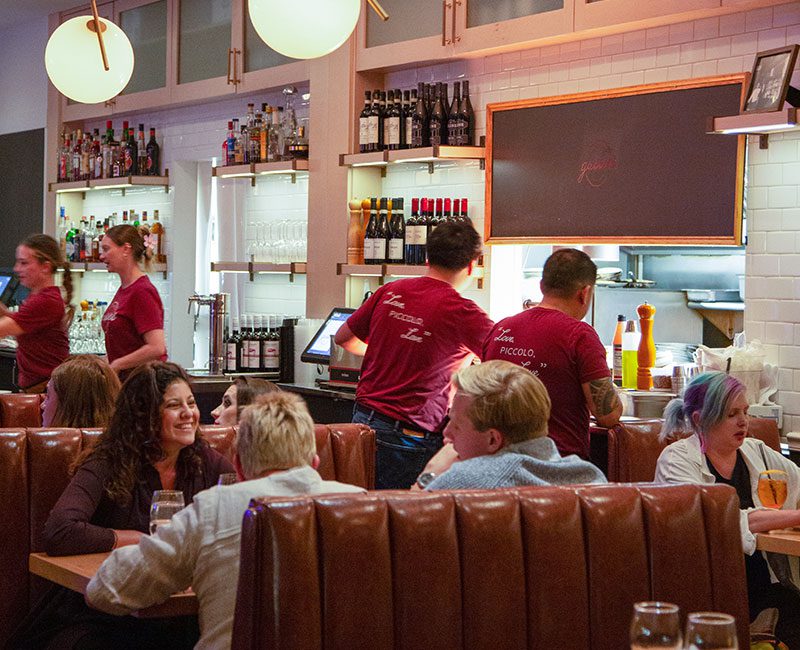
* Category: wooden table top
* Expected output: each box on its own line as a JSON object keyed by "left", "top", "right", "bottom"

{"left": 29, "top": 552, "right": 198, "bottom": 618}
{"left": 756, "top": 529, "right": 800, "bottom": 556}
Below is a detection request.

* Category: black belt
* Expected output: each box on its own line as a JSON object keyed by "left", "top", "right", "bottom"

{"left": 354, "top": 403, "right": 441, "bottom": 440}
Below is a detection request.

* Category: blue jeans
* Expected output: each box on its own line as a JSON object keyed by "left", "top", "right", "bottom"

{"left": 352, "top": 406, "right": 443, "bottom": 490}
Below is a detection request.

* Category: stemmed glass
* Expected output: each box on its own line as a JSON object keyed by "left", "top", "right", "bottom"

{"left": 149, "top": 490, "right": 185, "bottom": 535}
{"left": 683, "top": 612, "right": 738, "bottom": 649}
{"left": 629, "top": 601, "right": 682, "bottom": 649}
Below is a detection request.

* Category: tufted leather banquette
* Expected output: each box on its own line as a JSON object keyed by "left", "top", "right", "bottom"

{"left": 0, "top": 422, "right": 374, "bottom": 645}
{"left": 232, "top": 484, "right": 749, "bottom": 650}
{"left": 605, "top": 416, "right": 782, "bottom": 482}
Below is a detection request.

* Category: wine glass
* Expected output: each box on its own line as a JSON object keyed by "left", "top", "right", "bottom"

{"left": 149, "top": 489, "right": 185, "bottom": 535}
{"left": 629, "top": 601, "right": 682, "bottom": 649}
{"left": 683, "top": 612, "right": 738, "bottom": 649}
{"left": 217, "top": 473, "right": 238, "bottom": 486}
{"left": 757, "top": 470, "right": 788, "bottom": 509}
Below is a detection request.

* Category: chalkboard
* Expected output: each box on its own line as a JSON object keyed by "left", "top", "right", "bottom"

{"left": 0, "top": 129, "right": 44, "bottom": 266}
{"left": 485, "top": 76, "right": 745, "bottom": 245}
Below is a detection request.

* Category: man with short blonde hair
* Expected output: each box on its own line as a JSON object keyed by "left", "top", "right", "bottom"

{"left": 420, "top": 361, "right": 606, "bottom": 490}
{"left": 87, "top": 392, "right": 364, "bottom": 649}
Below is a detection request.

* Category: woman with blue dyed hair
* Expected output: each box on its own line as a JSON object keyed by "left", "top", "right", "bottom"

{"left": 656, "top": 370, "right": 800, "bottom": 644}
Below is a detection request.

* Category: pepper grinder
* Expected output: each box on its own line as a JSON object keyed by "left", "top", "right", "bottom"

{"left": 347, "top": 199, "right": 365, "bottom": 264}
{"left": 636, "top": 302, "right": 656, "bottom": 390}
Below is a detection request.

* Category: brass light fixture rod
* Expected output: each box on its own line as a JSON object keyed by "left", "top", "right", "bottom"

{"left": 367, "top": 0, "right": 389, "bottom": 21}
{"left": 86, "top": 0, "right": 109, "bottom": 72}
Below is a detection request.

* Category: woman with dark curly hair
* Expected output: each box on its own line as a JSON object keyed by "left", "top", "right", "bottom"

{"left": 43, "top": 361, "right": 234, "bottom": 555}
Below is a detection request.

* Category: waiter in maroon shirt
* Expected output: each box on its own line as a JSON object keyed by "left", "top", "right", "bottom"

{"left": 482, "top": 248, "right": 622, "bottom": 459}
{"left": 335, "top": 222, "right": 493, "bottom": 489}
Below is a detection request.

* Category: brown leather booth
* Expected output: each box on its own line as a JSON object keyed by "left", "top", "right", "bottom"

{"left": 605, "top": 417, "right": 782, "bottom": 482}
{"left": 0, "top": 422, "right": 374, "bottom": 645}
{"left": 0, "top": 393, "right": 43, "bottom": 428}
{"left": 232, "top": 484, "right": 750, "bottom": 650}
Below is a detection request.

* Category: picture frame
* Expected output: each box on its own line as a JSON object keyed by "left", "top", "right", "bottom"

{"left": 742, "top": 45, "right": 799, "bottom": 113}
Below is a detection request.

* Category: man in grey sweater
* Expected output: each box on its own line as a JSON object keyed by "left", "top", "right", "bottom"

{"left": 419, "top": 360, "right": 606, "bottom": 490}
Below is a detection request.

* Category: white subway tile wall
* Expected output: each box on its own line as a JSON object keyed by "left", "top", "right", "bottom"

{"left": 386, "top": 2, "right": 800, "bottom": 427}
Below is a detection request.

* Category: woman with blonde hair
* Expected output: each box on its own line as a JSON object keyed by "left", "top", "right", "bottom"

{"left": 100, "top": 224, "right": 166, "bottom": 376}
{"left": 42, "top": 355, "right": 121, "bottom": 428}
{"left": 0, "top": 234, "right": 72, "bottom": 392}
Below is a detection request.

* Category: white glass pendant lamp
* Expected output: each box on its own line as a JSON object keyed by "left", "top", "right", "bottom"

{"left": 45, "top": 0, "right": 134, "bottom": 104}
{"left": 248, "top": 0, "right": 388, "bottom": 60}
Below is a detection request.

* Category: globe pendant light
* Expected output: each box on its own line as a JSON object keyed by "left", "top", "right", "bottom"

{"left": 45, "top": 0, "right": 134, "bottom": 104}
{"left": 248, "top": 0, "right": 388, "bottom": 60}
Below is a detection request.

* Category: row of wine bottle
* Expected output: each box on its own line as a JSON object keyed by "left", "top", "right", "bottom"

{"left": 362, "top": 196, "right": 471, "bottom": 266}
{"left": 358, "top": 80, "right": 474, "bottom": 153}
{"left": 224, "top": 314, "right": 283, "bottom": 376}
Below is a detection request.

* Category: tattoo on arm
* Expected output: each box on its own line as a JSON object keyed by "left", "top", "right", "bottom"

{"left": 589, "top": 378, "right": 620, "bottom": 416}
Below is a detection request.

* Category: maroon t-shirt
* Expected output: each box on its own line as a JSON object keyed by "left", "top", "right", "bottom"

{"left": 9, "top": 286, "right": 69, "bottom": 388}
{"left": 346, "top": 276, "right": 493, "bottom": 432}
{"left": 102, "top": 275, "right": 166, "bottom": 364}
{"left": 482, "top": 307, "right": 609, "bottom": 459}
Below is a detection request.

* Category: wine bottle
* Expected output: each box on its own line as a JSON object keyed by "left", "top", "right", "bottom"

{"left": 443, "top": 197, "right": 452, "bottom": 223}
{"left": 404, "top": 90, "right": 414, "bottom": 149}
{"left": 124, "top": 126, "right": 137, "bottom": 176}
{"left": 405, "top": 198, "right": 419, "bottom": 265}
{"left": 137, "top": 124, "right": 147, "bottom": 175}
{"left": 387, "top": 90, "right": 402, "bottom": 151}
{"left": 367, "top": 89, "right": 381, "bottom": 153}
{"left": 363, "top": 198, "right": 378, "bottom": 265}
{"left": 460, "top": 80, "right": 475, "bottom": 147}
{"left": 375, "top": 198, "right": 390, "bottom": 265}
{"left": 448, "top": 81, "right": 462, "bottom": 146}
{"left": 388, "top": 197, "right": 405, "bottom": 264}
{"left": 411, "top": 83, "right": 429, "bottom": 148}
{"left": 359, "top": 90, "right": 372, "bottom": 154}
{"left": 460, "top": 197, "right": 470, "bottom": 223}
{"left": 428, "top": 85, "right": 446, "bottom": 147}
{"left": 419, "top": 198, "right": 430, "bottom": 264}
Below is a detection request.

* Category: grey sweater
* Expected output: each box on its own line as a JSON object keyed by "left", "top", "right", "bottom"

{"left": 426, "top": 437, "right": 607, "bottom": 490}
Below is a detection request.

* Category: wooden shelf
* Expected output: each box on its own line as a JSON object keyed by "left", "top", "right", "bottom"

{"left": 710, "top": 108, "right": 798, "bottom": 148}
{"left": 50, "top": 174, "right": 170, "bottom": 194}
{"left": 212, "top": 261, "right": 306, "bottom": 281}
{"left": 340, "top": 146, "right": 485, "bottom": 174}
{"left": 212, "top": 160, "right": 309, "bottom": 185}
{"left": 337, "top": 263, "right": 385, "bottom": 276}
{"left": 337, "top": 262, "right": 483, "bottom": 288}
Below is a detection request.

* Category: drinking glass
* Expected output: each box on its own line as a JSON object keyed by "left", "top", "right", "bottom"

{"left": 217, "top": 473, "right": 238, "bottom": 486}
{"left": 629, "top": 601, "right": 682, "bottom": 649}
{"left": 149, "top": 490, "right": 185, "bottom": 535}
{"left": 683, "top": 612, "right": 738, "bottom": 649}
{"left": 757, "top": 470, "right": 788, "bottom": 509}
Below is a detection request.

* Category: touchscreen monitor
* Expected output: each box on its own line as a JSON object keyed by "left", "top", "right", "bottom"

{"left": 0, "top": 273, "right": 17, "bottom": 305}
{"left": 300, "top": 307, "right": 355, "bottom": 365}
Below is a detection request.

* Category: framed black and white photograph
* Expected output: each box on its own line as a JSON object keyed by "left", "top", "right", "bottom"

{"left": 743, "top": 45, "right": 799, "bottom": 113}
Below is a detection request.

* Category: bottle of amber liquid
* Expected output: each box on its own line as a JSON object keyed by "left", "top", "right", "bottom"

{"left": 151, "top": 210, "right": 166, "bottom": 263}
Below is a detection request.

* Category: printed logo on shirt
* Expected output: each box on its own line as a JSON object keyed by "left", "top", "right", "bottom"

{"left": 383, "top": 291, "right": 405, "bottom": 309}
{"left": 103, "top": 300, "right": 120, "bottom": 322}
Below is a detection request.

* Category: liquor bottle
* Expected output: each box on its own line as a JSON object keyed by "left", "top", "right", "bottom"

{"left": 359, "top": 90, "right": 372, "bottom": 153}
{"left": 124, "top": 126, "right": 137, "bottom": 176}
{"left": 375, "top": 198, "right": 389, "bottom": 265}
{"left": 235, "top": 126, "right": 246, "bottom": 165}
{"left": 225, "top": 121, "right": 235, "bottom": 166}
{"left": 146, "top": 128, "right": 160, "bottom": 176}
{"left": 459, "top": 80, "right": 475, "bottom": 147}
{"left": 91, "top": 221, "right": 103, "bottom": 262}
{"left": 65, "top": 219, "right": 76, "bottom": 262}
{"left": 111, "top": 130, "right": 123, "bottom": 178}
{"left": 58, "top": 136, "right": 70, "bottom": 182}
{"left": 411, "top": 83, "right": 428, "bottom": 148}
{"left": 81, "top": 134, "right": 92, "bottom": 181}
{"left": 387, "top": 197, "right": 405, "bottom": 264}
{"left": 103, "top": 121, "right": 114, "bottom": 178}
{"left": 57, "top": 207, "right": 68, "bottom": 256}
{"left": 72, "top": 131, "right": 82, "bottom": 181}
{"left": 260, "top": 104, "right": 269, "bottom": 162}
{"left": 363, "top": 198, "right": 378, "bottom": 264}
{"left": 250, "top": 112, "right": 262, "bottom": 163}
{"left": 151, "top": 209, "right": 165, "bottom": 263}
{"left": 386, "top": 90, "right": 401, "bottom": 151}
{"left": 404, "top": 90, "right": 414, "bottom": 149}
{"left": 288, "top": 125, "right": 309, "bottom": 159}
{"left": 268, "top": 108, "right": 282, "bottom": 162}
{"left": 92, "top": 129, "right": 102, "bottom": 179}
{"left": 136, "top": 124, "right": 147, "bottom": 175}
{"left": 448, "top": 81, "right": 462, "bottom": 145}
{"left": 428, "top": 84, "right": 446, "bottom": 147}
{"left": 245, "top": 103, "right": 255, "bottom": 162}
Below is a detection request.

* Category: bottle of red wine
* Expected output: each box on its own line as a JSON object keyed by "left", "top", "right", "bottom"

{"left": 428, "top": 85, "right": 446, "bottom": 147}
{"left": 411, "top": 83, "right": 428, "bottom": 148}
{"left": 387, "top": 198, "right": 405, "bottom": 264}
{"left": 364, "top": 198, "right": 378, "bottom": 264}
{"left": 402, "top": 90, "right": 411, "bottom": 149}
{"left": 448, "top": 81, "right": 461, "bottom": 146}
{"left": 377, "top": 91, "right": 386, "bottom": 151}
{"left": 359, "top": 90, "right": 372, "bottom": 153}
{"left": 405, "top": 197, "right": 419, "bottom": 264}
{"left": 367, "top": 91, "right": 380, "bottom": 153}
{"left": 386, "top": 90, "right": 402, "bottom": 151}
{"left": 443, "top": 197, "right": 453, "bottom": 223}
{"left": 375, "top": 198, "right": 390, "bottom": 264}
{"left": 421, "top": 198, "right": 432, "bottom": 263}
{"left": 383, "top": 90, "right": 395, "bottom": 151}
{"left": 460, "top": 197, "right": 470, "bottom": 223}
{"left": 459, "top": 80, "right": 474, "bottom": 147}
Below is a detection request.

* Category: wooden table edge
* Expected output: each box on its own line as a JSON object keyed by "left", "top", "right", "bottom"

{"left": 756, "top": 529, "right": 800, "bottom": 555}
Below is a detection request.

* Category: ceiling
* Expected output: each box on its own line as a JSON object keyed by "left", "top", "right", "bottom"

{"left": 0, "top": 0, "right": 85, "bottom": 32}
